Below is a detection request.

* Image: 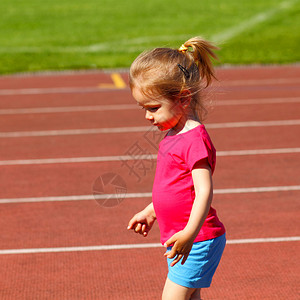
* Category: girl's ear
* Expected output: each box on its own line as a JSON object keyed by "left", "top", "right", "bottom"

{"left": 179, "top": 89, "right": 192, "bottom": 108}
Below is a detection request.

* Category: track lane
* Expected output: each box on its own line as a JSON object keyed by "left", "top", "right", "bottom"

{"left": 0, "top": 191, "right": 299, "bottom": 249}
{"left": 0, "top": 65, "right": 298, "bottom": 90}
{"left": 1, "top": 65, "right": 300, "bottom": 299}
{"left": 1, "top": 97, "right": 299, "bottom": 115}
{"left": 0, "top": 125, "right": 299, "bottom": 160}
{"left": 0, "top": 153, "right": 299, "bottom": 198}
{"left": 1, "top": 241, "right": 298, "bottom": 300}
{"left": 0, "top": 90, "right": 131, "bottom": 109}
{"left": 0, "top": 72, "right": 115, "bottom": 90}
{"left": 204, "top": 241, "right": 299, "bottom": 300}
{"left": 1, "top": 102, "right": 300, "bottom": 132}
{"left": 1, "top": 241, "right": 299, "bottom": 300}
{"left": 0, "top": 248, "right": 166, "bottom": 300}
{"left": 1, "top": 89, "right": 300, "bottom": 110}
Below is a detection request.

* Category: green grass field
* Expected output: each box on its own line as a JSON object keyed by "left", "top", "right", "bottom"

{"left": 0, "top": 0, "right": 299, "bottom": 74}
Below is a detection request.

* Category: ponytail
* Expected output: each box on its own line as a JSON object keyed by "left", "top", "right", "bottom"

{"left": 178, "top": 37, "right": 218, "bottom": 87}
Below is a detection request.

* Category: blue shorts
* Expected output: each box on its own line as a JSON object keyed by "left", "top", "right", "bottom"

{"left": 167, "top": 234, "right": 226, "bottom": 289}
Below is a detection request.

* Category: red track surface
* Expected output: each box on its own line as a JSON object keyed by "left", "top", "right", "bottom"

{"left": 0, "top": 65, "right": 299, "bottom": 299}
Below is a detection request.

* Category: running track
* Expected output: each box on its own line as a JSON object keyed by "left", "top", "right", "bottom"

{"left": 0, "top": 65, "right": 299, "bottom": 299}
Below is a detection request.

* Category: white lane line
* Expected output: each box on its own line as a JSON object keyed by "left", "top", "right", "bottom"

{"left": 219, "top": 78, "right": 300, "bottom": 87}
{"left": 0, "top": 86, "right": 128, "bottom": 96}
{"left": 0, "top": 126, "right": 150, "bottom": 137}
{"left": 213, "top": 185, "right": 300, "bottom": 194}
{"left": 207, "top": 120, "right": 300, "bottom": 129}
{"left": 226, "top": 236, "right": 300, "bottom": 245}
{"left": 216, "top": 97, "right": 300, "bottom": 106}
{"left": 0, "top": 77, "right": 299, "bottom": 96}
{"left": 217, "top": 147, "right": 300, "bottom": 157}
{"left": 0, "top": 154, "right": 156, "bottom": 165}
{"left": 1, "top": 120, "right": 300, "bottom": 138}
{"left": 0, "top": 193, "right": 152, "bottom": 204}
{"left": 0, "top": 97, "right": 299, "bottom": 115}
{"left": 1, "top": 185, "right": 299, "bottom": 204}
{"left": 0, "top": 104, "right": 137, "bottom": 115}
{"left": 1, "top": 148, "right": 300, "bottom": 166}
{"left": 0, "top": 236, "right": 299, "bottom": 255}
{"left": 0, "top": 243, "right": 162, "bottom": 255}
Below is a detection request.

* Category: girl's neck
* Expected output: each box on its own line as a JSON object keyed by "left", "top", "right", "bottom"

{"left": 168, "top": 110, "right": 201, "bottom": 136}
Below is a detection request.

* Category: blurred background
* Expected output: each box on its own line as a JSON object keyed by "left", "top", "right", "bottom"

{"left": 0, "top": 0, "right": 299, "bottom": 74}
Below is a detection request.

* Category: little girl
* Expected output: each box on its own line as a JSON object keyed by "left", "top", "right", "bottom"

{"left": 127, "top": 37, "right": 226, "bottom": 300}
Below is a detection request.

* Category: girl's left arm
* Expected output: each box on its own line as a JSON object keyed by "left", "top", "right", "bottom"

{"left": 164, "top": 159, "right": 213, "bottom": 267}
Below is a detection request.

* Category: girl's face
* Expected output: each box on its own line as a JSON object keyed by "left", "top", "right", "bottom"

{"left": 132, "top": 86, "right": 184, "bottom": 131}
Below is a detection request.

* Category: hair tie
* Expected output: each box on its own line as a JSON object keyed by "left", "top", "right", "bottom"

{"left": 178, "top": 44, "right": 189, "bottom": 53}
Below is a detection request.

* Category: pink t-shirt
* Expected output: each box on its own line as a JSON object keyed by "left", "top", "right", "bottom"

{"left": 152, "top": 125, "right": 225, "bottom": 245}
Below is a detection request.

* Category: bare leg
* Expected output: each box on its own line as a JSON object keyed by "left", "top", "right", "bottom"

{"left": 162, "top": 278, "right": 196, "bottom": 300}
{"left": 190, "top": 288, "right": 201, "bottom": 299}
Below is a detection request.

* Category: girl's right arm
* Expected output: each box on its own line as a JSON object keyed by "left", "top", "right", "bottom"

{"left": 127, "top": 203, "right": 156, "bottom": 237}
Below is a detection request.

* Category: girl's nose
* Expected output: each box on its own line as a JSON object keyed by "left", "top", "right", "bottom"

{"left": 145, "top": 110, "right": 154, "bottom": 121}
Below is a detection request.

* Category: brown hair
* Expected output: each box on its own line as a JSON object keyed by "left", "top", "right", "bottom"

{"left": 129, "top": 37, "right": 218, "bottom": 121}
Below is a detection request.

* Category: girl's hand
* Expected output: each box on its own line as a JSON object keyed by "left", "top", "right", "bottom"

{"left": 163, "top": 230, "right": 195, "bottom": 267}
{"left": 127, "top": 203, "right": 156, "bottom": 237}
